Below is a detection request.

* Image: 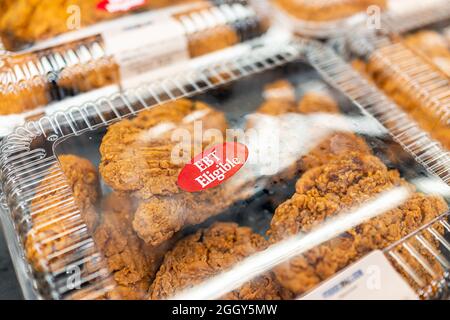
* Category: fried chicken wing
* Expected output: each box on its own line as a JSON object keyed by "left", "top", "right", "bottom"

{"left": 26, "top": 155, "right": 100, "bottom": 272}
{"left": 269, "top": 152, "right": 447, "bottom": 296}
{"left": 149, "top": 222, "right": 288, "bottom": 300}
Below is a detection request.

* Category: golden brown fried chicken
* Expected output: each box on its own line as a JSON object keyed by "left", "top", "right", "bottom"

{"left": 297, "top": 91, "right": 340, "bottom": 114}
{"left": 133, "top": 187, "right": 229, "bottom": 247}
{"left": 55, "top": 38, "right": 120, "bottom": 93}
{"left": 388, "top": 237, "right": 446, "bottom": 296}
{"left": 274, "top": 0, "right": 386, "bottom": 22}
{"left": 100, "top": 99, "right": 229, "bottom": 246}
{"left": 149, "top": 222, "right": 288, "bottom": 300}
{"left": 295, "top": 91, "right": 371, "bottom": 171}
{"left": 0, "top": 53, "right": 49, "bottom": 115}
{"left": 263, "top": 79, "right": 296, "bottom": 102}
{"left": 269, "top": 152, "right": 447, "bottom": 296}
{"left": 255, "top": 80, "right": 297, "bottom": 116}
{"left": 252, "top": 82, "right": 371, "bottom": 178}
{"left": 100, "top": 98, "right": 227, "bottom": 199}
{"left": 57, "top": 3, "right": 239, "bottom": 94}
{"left": 26, "top": 155, "right": 100, "bottom": 272}
{"left": 94, "top": 192, "right": 176, "bottom": 300}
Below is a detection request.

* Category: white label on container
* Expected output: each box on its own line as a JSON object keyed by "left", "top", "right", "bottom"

{"left": 301, "top": 250, "right": 419, "bottom": 300}
{"left": 102, "top": 17, "right": 189, "bottom": 86}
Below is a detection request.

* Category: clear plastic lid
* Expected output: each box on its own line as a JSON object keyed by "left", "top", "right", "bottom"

{"left": 1, "top": 34, "right": 449, "bottom": 300}
{"left": 382, "top": 0, "right": 450, "bottom": 34}
{"left": 266, "top": 0, "right": 388, "bottom": 38}
{"left": 0, "top": 1, "right": 266, "bottom": 135}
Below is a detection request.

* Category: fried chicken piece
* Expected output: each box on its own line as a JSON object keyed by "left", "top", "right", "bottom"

{"left": 255, "top": 80, "right": 297, "bottom": 115}
{"left": 100, "top": 98, "right": 227, "bottom": 199}
{"left": 405, "top": 30, "right": 450, "bottom": 77}
{"left": 0, "top": 83, "right": 48, "bottom": 115}
{"left": 100, "top": 98, "right": 229, "bottom": 246}
{"left": 1, "top": 2, "right": 242, "bottom": 110}
{"left": 55, "top": 38, "right": 120, "bottom": 93}
{"left": 274, "top": 0, "right": 386, "bottom": 22}
{"left": 0, "top": 53, "right": 49, "bottom": 115}
{"left": 263, "top": 79, "right": 296, "bottom": 102}
{"left": 133, "top": 186, "right": 230, "bottom": 246}
{"left": 94, "top": 192, "right": 177, "bottom": 300}
{"left": 149, "top": 222, "right": 288, "bottom": 300}
{"left": 186, "top": 25, "right": 240, "bottom": 58}
{"left": 26, "top": 155, "right": 100, "bottom": 272}
{"left": 269, "top": 152, "right": 447, "bottom": 296}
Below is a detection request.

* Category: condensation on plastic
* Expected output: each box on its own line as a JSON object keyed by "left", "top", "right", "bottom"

{"left": 0, "top": 35, "right": 449, "bottom": 300}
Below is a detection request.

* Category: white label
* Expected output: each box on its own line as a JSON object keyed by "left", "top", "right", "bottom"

{"left": 102, "top": 17, "right": 189, "bottom": 86}
{"left": 301, "top": 250, "right": 418, "bottom": 300}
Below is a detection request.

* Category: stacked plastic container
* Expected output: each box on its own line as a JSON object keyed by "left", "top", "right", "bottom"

{"left": 0, "top": 0, "right": 449, "bottom": 301}
{"left": 341, "top": 0, "right": 450, "bottom": 185}
{"left": 0, "top": 0, "right": 266, "bottom": 136}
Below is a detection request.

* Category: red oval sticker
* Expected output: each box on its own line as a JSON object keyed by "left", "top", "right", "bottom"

{"left": 177, "top": 142, "right": 249, "bottom": 192}
{"left": 97, "top": 0, "right": 147, "bottom": 13}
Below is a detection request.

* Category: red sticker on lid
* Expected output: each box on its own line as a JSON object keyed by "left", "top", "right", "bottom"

{"left": 97, "top": 0, "right": 147, "bottom": 13}
{"left": 177, "top": 142, "right": 249, "bottom": 192}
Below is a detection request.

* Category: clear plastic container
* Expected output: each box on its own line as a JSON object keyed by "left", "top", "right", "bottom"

{"left": 1, "top": 33, "right": 449, "bottom": 300}
{"left": 341, "top": 4, "right": 450, "bottom": 186}
{"left": 266, "top": 0, "right": 388, "bottom": 38}
{"left": 0, "top": 1, "right": 266, "bottom": 135}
